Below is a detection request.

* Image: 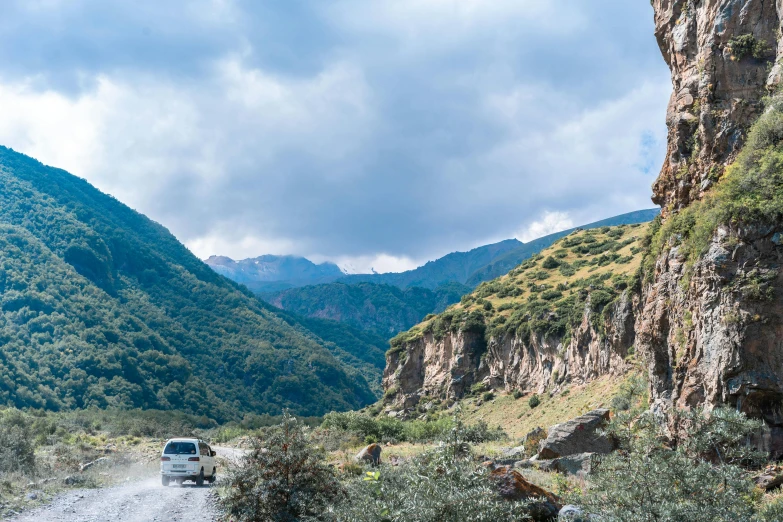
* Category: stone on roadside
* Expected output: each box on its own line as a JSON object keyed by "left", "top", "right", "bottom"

{"left": 490, "top": 466, "right": 561, "bottom": 521}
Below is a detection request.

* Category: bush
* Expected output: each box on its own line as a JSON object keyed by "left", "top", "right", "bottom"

{"left": 513, "top": 390, "right": 523, "bottom": 399}
{"left": 542, "top": 256, "right": 560, "bottom": 269}
{"left": 528, "top": 394, "right": 541, "bottom": 409}
{"left": 333, "top": 420, "right": 526, "bottom": 521}
{"left": 574, "top": 375, "right": 767, "bottom": 522}
{"left": 728, "top": 33, "right": 770, "bottom": 60}
{"left": 0, "top": 410, "right": 36, "bottom": 475}
{"left": 481, "top": 392, "right": 495, "bottom": 402}
{"left": 222, "top": 413, "right": 344, "bottom": 522}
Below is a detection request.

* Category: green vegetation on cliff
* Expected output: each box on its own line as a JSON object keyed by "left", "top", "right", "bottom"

{"left": 0, "top": 146, "right": 375, "bottom": 420}
{"left": 648, "top": 92, "right": 783, "bottom": 280}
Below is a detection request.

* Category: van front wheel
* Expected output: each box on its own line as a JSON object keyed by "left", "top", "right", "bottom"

{"left": 196, "top": 469, "right": 204, "bottom": 487}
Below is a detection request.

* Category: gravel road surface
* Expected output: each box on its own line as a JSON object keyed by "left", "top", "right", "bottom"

{"left": 7, "top": 446, "right": 246, "bottom": 522}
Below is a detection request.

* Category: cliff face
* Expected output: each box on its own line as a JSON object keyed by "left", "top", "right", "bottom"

{"left": 383, "top": 292, "right": 636, "bottom": 413}
{"left": 383, "top": 2, "right": 783, "bottom": 456}
{"left": 640, "top": 0, "right": 783, "bottom": 457}
{"left": 639, "top": 225, "right": 783, "bottom": 456}
{"left": 651, "top": 0, "right": 779, "bottom": 213}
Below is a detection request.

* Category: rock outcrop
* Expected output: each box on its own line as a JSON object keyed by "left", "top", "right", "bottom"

{"left": 651, "top": 0, "right": 780, "bottom": 213}
{"left": 383, "top": 291, "right": 636, "bottom": 413}
{"left": 537, "top": 409, "right": 614, "bottom": 460}
{"left": 642, "top": 1, "right": 783, "bottom": 457}
{"left": 490, "top": 466, "right": 561, "bottom": 521}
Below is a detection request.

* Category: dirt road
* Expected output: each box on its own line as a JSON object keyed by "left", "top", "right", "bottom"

{"left": 7, "top": 446, "right": 246, "bottom": 522}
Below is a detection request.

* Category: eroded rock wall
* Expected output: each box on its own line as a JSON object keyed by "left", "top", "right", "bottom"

{"left": 383, "top": 292, "right": 637, "bottom": 413}
{"left": 651, "top": 0, "right": 780, "bottom": 213}
{"left": 642, "top": 0, "right": 783, "bottom": 456}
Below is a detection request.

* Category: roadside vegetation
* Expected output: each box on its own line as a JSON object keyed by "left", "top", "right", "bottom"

{"left": 215, "top": 384, "right": 783, "bottom": 522}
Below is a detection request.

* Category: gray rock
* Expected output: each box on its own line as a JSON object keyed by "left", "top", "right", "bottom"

{"left": 25, "top": 492, "right": 38, "bottom": 501}
{"left": 502, "top": 445, "right": 527, "bottom": 459}
{"left": 538, "top": 409, "right": 614, "bottom": 459}
{"left": 553, "top": 452, "right": 596, "bottom": 476}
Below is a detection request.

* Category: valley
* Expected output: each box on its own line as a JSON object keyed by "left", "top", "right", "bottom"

{"left": 6, "top": 0, "right": 783, "bottom": 519}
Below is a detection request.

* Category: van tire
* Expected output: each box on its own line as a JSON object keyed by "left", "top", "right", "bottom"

{"left": 161, "top": 476, "right": 170, "bottom": 487}
{"left": 208, "top": 468, "right": 216, "bottom": 484}
{"left": 196, "top": 469, "right": 205, "bottom": 487}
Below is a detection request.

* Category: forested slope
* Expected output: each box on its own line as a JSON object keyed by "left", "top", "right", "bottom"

{"left": 0, "top": 146, "right": 375, "bottom": 420}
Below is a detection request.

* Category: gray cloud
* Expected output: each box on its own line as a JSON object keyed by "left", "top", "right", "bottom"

{"left": 0, "top": 0, "right": 670, "bottom": 271}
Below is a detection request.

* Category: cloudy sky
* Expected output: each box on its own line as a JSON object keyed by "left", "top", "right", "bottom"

{"left": 0, "top": 0, "right": 670, "bottom": 273}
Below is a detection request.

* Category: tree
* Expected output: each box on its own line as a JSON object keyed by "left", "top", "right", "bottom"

{"left": 221, "top": 412, "right": 344, "bottom": 522}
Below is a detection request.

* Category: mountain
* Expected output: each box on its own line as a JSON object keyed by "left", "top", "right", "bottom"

{"left": 464, "top": 209, "right": 660, "bottom": 286}
{"left": 384, "top": 222, "right": 649, "bottom": 413}
{"left": 205, "top": 255, "right": 344, "bottom": 293}
{"left": 339, "top": 239, "right": 523, "bottom": 290}
{"left": 269, "top": 309, "right": 388, "bottom": 396}
{"left": 0, "top": 146, "right": 376, "bottom": 421}
{"left": 266, "top": 282, "right": 470, "bottom": 338}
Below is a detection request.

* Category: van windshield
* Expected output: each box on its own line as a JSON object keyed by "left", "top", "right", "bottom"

{"left": 163, "top": 442, "right": 197, "bottom": 455}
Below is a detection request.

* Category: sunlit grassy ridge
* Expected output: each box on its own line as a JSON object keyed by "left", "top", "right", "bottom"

{"left": 390, "top": 222, "right": 650, "bottom": 353}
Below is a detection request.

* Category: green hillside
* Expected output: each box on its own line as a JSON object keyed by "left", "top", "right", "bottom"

{"left": 0, "top": 146, "right": 375, "bottom": 420}
{"left": 391, "top": 222, "right": 651, "bottom": 353}
{"left": 266, "top": 282, "right": 469, "bottom": 338}
{"left": 271, "top": 309, "right": 388, "bottom": 396}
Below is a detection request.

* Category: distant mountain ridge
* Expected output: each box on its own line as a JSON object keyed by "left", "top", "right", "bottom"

{"left": 267, "top": 282, "right": 470, "bottom": 338}
{"left": 209, "top": 209, "right": 660, "bottom": 294}
{"left": 206, "top": 254, "right": 344, "bottom": 293}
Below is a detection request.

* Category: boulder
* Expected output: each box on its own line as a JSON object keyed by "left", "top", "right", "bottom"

{"left": 502, "top": 445, "right": 527, "bottom": 459}
{"left": 755, "top": 465, "right": 783, "bottom": 491}
{"left": 538, "top": 409, "right": 613, "bottom": 459}
{"left": 354, "top": 444, "right": 382, "bottom": 466}
{"left": 553, "top": 452, "right": 595, "bottom": 476}
{"left": 558, "top": 505, "right": 592, "bottom": 521}
{"left": 490, "top": 466, "right": 561, "bottom": 521}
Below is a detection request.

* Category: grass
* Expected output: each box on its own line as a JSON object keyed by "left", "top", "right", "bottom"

{"left": 461, "top": 375, "right": 629, "bottom": 440}
{"left": 390, "top": 222, "right": 649, "bottom": 353}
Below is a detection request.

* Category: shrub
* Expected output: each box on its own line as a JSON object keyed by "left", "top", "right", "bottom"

{"left": 542, "top": 256, "right": 560, "bottom": 269}
{"left": 528, "top": 395, "right": 541, "bottom": 409}
{"left": 574, "top": 376, "right": 767, "bottom": 522}
{"left": 481, "top": 392, "right": 495, "bottom": 402}
{"left": 333, "top": 419, "right": 523, "bottom": 522}
{"left": 728, "top": 34, "right": 770, "bottom": 60}
{"left": 513, "top": 390, "right": 523, "bottom": 400}
{"left": 222, "top": 413, "right": 344, "bottom": 522}
{"left": 0, "top": 410, "right": 36, "bottom": 475}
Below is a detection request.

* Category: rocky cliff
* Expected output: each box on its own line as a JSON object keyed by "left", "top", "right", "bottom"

{"left": 651, "top": 0, "right": 779, "bottom": 213}
{"left": 384, "top": 2, "right": 783, "bottom": 457}
{"left": 383, "top": 291, "right": 636, "bottom": 412}
{"left": 382, "top": 225, "right": 648, "bottom": 414}
{"left": 640, "top": 0, "right": 783, "bottom": 457}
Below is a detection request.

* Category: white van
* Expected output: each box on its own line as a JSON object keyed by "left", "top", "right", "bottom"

{"left": 160, "top": 438, "right": 217, "bottom": 486}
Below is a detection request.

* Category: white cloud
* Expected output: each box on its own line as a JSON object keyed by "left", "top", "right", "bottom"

{"left": 517, "top": 212, "right": 574, "bottom": 243}
{"left": 0, "top": 1, "right": 669, "bottom": 265}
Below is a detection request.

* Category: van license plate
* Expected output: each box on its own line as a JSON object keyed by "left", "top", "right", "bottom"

{"left": 173, "top": 464, "right": 186, "bottom": 469}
